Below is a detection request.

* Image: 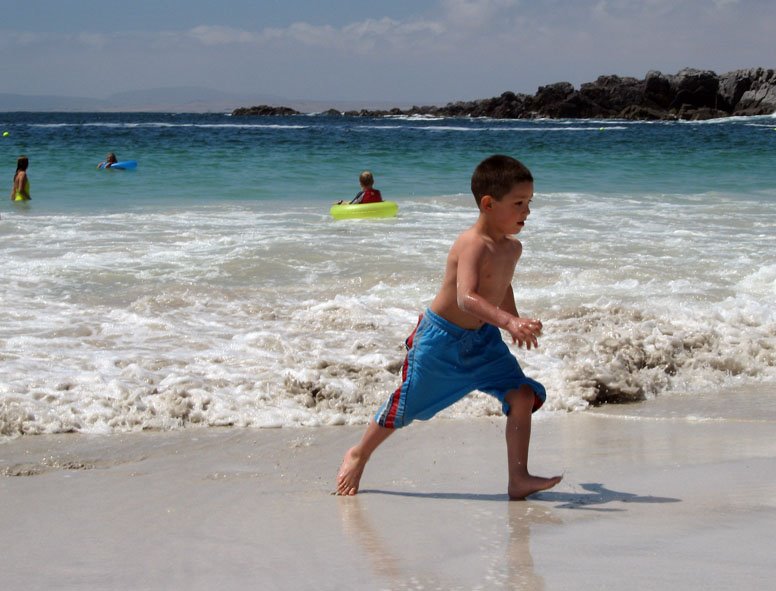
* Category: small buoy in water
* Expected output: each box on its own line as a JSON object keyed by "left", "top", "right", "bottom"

{"left": 2, "top": 131, "right": 8, "bottom": 137}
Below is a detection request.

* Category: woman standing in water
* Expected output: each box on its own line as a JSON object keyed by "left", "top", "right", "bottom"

{"left": 11, "top": 155, "right": 30, "bottom": 201}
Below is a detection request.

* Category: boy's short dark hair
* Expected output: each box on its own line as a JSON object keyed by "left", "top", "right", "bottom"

{"left": 471, "top": 154, "right": 533, "bottom": 206}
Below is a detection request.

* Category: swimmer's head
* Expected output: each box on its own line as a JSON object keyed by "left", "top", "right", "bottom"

{"left": 359, "top": 170, "right": 375, "bottom": 188}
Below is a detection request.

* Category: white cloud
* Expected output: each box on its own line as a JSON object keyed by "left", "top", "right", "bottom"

{"left": 440, "top": 0, "right": 518, "bottom": 28}
{"left": 184, "top": 16, "right": 447, "bottom": 53}
{"left": 188, "top": 25, "right": 265, "bottom": 45}
{"left": 285, "top": 22, "right": 341, "bottom": 48}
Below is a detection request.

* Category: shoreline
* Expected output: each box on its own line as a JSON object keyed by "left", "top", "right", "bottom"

{"left": 2, "top": 392, "right": 775, "bottom": 590}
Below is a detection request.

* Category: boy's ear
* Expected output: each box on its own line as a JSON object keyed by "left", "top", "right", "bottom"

{"left": 481, "top": 195, "right": 494, "bottom": 210}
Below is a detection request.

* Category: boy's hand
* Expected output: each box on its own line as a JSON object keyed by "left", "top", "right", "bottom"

{"left": 505, "top": 317, "right": 542, "bottom": 350}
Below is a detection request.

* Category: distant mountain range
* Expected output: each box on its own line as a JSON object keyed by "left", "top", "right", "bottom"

{"left": 0, "top": 87, "right": 410, "bottom": 113}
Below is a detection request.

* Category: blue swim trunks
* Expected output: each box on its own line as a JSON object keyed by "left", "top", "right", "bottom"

{"left": 375, "top": 309, "right": 546, "bottom": 428}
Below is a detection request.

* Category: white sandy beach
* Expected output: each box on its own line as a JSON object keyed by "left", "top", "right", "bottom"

{"left": 2, "top": 385, "right": 775, "bottom": 591}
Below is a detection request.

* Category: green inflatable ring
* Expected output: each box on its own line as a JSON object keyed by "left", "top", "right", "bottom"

{"left": 330, "top": 200, "right": 398, "bottom": 220}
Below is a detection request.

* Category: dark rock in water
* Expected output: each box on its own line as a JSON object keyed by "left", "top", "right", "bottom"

{"left": 531, "top": 81, "right": 576, "bottom": 115}
{"left": 731, "top": 67, "right": 776, "bottom": 115}
{"left": 231, "top": 105, "right": 301, "bottom": 116}
{"left": 718, "top": 69, "right": 754, "bottom": 111}
{"left": 643, "top": 70, "right": 674, "bottom": 109}
{"left": 670, "top": 68, "right": 720, "bottom": 111}
{"left": 231, "top": 68, "right": 776, "bottom": 120}
{"left": 618, "top": 105, "right": 672, "bottom": 121}
{"left": 679, "top": 107, "right": 729, "bottom": 121}
{"left": 577, "top": 75, "right": 644, "bottom": 117}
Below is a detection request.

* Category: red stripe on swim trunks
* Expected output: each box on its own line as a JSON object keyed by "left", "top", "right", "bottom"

{"left": 384, "top": 354, "right": 409, "bottom": 428}
{"left": 404, "top": 313, "right": 422, "bottom": 349}
{"left": 385, "top": 316, "right": 421, "bottom": 428}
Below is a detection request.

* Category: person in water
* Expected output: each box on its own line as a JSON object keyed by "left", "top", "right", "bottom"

{"left": 97, "top": 152, "right": 118, "bottom": 169}
{"left": 336, "top": 154, "right": 562, "bottom": 499}
{"left": 11, "top": 155, "right": 30, "bottom": 201}
{"left": 337, "top": 170, "right": 383, "bottom": 205}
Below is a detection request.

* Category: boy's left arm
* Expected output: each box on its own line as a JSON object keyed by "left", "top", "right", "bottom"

{"left": 498, "top": 285, "right": 542, "bottom": 348}
{"left": 456, "top": 240, "right": 541, "bottom": 349}
{"left": 500, "top": 284, "right": 519, "bottom": 317}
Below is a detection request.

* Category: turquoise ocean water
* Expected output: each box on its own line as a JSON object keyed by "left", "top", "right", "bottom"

{"left": 1, "top": 112, "right": 775, "bottom": 436}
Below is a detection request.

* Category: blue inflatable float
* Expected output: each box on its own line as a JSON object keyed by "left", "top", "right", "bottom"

{"left": 98, "top": 160, "right": 137, "bottom": 170}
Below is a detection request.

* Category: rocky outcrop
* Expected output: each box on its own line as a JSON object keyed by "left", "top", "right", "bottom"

{"left": 232, "top": 68, "right": 776, "bottom": 120}
{"left": 231, "top": 105, "right": 300, "bottom": 116}
{"left": 724, "top": 67, "right": 776, "bottom": 115}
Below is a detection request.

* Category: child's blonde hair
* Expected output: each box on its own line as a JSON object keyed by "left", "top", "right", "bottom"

{"left": 359, "top": 170, "right": 375, "bottom": 187}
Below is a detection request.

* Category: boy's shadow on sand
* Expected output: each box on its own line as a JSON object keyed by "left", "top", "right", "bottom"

{"left": 361, "top": 482, "right": 681, "bottom": 512}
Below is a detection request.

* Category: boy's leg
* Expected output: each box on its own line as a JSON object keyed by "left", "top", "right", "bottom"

{"left": 336, "top": 419, "right": 395, "bottom": 495}
{"left": 504, "top": 385, "right": 563, "bottom": 500}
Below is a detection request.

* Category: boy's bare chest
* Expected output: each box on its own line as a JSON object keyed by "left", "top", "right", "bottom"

{"left": 479, "top": 249, "right": 519, "bottom": 284}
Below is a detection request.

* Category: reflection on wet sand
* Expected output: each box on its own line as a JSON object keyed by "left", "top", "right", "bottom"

{"left": 337, "top": 497, "right": 404, "bottom": 583}
{"left": 337, "top": 495, "right": 561, "bottom": 590}
{"left": 500, "top": 502, "right": 560, "bottom": 590}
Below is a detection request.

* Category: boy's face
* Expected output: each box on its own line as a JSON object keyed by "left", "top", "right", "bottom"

{"left": 483, "top": 181, "right": 534, "bottom": 235}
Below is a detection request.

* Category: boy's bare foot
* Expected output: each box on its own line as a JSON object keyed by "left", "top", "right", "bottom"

{"left": 336, "top": 446, "right": 366, "bottom": 495}
{"left": 508, "top": 474, "right": 563, "bottom": 500}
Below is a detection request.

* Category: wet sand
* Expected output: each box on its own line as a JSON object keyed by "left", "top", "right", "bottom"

{"left": 2, "top": 386, "right": 775, "bottom": 590}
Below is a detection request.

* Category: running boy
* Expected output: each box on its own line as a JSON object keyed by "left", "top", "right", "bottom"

{"left": 336, "top": 154, "right": 562, "bottom": 499}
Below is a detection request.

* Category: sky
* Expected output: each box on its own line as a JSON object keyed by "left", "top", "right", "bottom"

{"left": 1, "top": 0, "right": 775, "bottom": 106}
